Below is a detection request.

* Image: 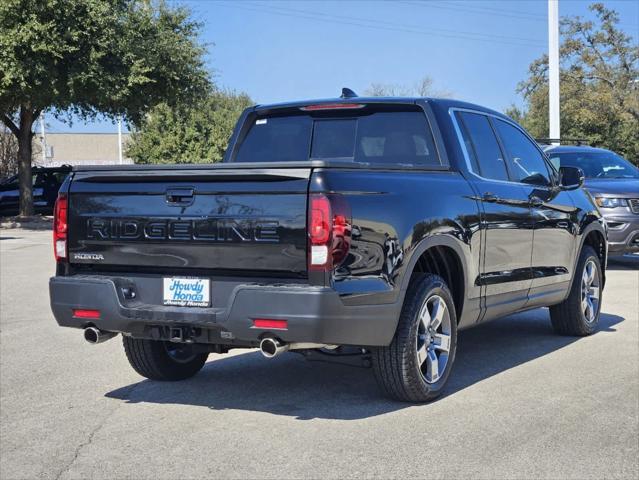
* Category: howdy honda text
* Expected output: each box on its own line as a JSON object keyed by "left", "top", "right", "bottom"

{"left": 163, "top": 277, "right": 210, "bottom": 307}
{"left": 85, "top": 218, "right": 280, "bottom": 243}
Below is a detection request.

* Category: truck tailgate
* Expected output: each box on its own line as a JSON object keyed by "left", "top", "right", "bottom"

{"left": 67, "top": 167, "right": 310, "bottom": 274}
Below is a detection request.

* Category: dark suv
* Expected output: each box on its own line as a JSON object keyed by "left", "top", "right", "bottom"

{"left": 545, "top": 145, "right": 639, "bottom": 255}
{"left": 0, "top": 166, "right": 71, "bottom": 216}
{"left": 49, "top": 94, "right": 607, "bottom": 402}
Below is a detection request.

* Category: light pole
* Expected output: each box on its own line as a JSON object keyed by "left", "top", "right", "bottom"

{"left": 548, "top": 0, "right": 560, "bottom": 144}
{"left": 39, "top": 113, "right": 47, "bottom": 165}
{"left": 117, "top": 116, "right": 123, "bottom": 164}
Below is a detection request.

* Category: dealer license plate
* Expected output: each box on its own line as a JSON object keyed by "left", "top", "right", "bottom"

{"left": 163, "top": 277, "right": 210, "bottom": 307}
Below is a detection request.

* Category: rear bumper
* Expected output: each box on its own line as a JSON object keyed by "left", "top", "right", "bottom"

{"left": 49, "top": 275, "right": 399, "bottom": 347}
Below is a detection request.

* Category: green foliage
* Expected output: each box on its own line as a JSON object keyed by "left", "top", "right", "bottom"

{"left": 512, "top": 3, "right": 639, "bottom": 163}
{"left": 0, "top": 0, "right": 209, "bottom": 124}
{"left": 0, "top": 0, "right": 210, "bottom": 214}
{"left": 127, "top": 90, "right": 253, "bottom": 164}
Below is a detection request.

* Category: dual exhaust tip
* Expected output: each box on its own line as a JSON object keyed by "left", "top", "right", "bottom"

{"left": 83, "top": 328, "right": 328, "bottom": 357}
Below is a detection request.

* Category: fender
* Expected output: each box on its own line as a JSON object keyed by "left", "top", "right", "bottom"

{"left": 546, "top": 213, "right": 607, "bottom": 311}
{"left": 389, "top": 233, "right": 479, "bottom": 334}
{"left": 573, "top": 217, "right": 607, "bottom": 287}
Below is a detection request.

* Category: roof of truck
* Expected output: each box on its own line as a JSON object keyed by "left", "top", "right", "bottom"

{"left": 253, "top": 96, "right": 510, "bottom": 121}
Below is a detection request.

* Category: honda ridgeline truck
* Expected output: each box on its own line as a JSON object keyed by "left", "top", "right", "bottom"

{"left": 49, "top": 91, "right": 607, "bottom": 402}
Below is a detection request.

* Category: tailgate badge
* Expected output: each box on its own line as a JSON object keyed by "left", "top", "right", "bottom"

{"left": 72, "top": 253, "right": 105, "bottom": 261}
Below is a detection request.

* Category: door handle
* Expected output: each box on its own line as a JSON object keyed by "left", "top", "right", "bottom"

{"left": 166, "top": 188, "right": 194, "bottom": 206}
{"left": 482, "top": 192, "right": 499, "bottom": 203}
{"left": 529, "top": 196, "right": 544, "bottom": 207}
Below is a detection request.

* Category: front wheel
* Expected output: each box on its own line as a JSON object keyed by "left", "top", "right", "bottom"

{"left": 372, "top": 274, "right": 458, "bottom": 402}
{"left": 549, "top": 245, "right": 602, "bottom": 336}
{"left": 123, "top": 337, "right": 208, "bottom": 381}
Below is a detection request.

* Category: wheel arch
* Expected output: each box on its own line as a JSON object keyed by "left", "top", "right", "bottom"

{"left": 580, "top": 225, "right": 607, "bottom": 287}
{"left": 397, "top": 235, "right": 469, "bottom": 326}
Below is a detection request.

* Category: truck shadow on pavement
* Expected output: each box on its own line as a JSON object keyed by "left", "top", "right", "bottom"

{"left": 607, "top": 255, "right": 639, "bottom": 271}
{"left": 106, "top": 310, "right": 623, "bottom": 420}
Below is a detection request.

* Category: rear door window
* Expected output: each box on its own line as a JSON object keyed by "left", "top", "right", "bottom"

{"left": 234, "top": 108, "right": 442, "bottom": 167}
{"left": 457, "top": 112, "right": 509, "bottom": 181}
{"left": 493, "top": 119, "right": 551, "bottom": 186}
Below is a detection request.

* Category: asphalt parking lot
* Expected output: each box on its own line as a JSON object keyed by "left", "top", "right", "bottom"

{"left": 1, "top": 228, "right": 637, "bottom": 479}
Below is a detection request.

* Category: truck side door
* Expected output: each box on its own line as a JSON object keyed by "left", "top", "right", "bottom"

{"left": 454, "top": 111, "right": 534, "bottom": 321}
{"left": 491, "top": 119, "right": 576, "bottom": 308}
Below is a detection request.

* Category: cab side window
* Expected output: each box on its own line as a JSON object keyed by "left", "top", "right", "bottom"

{"left": 457, "top": 112, "right": 509, "bottom": 182}
{"left": 493, "top": 119, "right": 551, "bottom": 186}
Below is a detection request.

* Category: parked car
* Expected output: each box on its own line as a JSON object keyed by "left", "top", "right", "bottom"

{"left": 49, "top": 93, "right": 607, "bottom": 402}
{"left": 544, "top": 145, "right": 639, "bottom": 255}
{"left": 0, "top": 165, "right": 71, "bottom": 217}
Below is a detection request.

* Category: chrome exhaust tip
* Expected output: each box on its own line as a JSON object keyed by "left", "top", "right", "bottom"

{"left": 83, "top": 327, "right": 117, "bottom": 345}
{"left": 259, "top": 337, "right": 289, "bottom": 358}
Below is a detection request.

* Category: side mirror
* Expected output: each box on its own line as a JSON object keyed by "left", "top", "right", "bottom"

{"left": 559, "top": 166, "right": 585, "bottom": 190}
{"left": 521, "top": 172, "right": 551, "bottom": 186}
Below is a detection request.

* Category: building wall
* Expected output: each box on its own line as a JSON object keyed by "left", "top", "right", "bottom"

{"left": 32, "top": 133, "right": 134, "bottom": 167}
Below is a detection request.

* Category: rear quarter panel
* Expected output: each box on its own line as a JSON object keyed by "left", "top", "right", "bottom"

{"left": 311, "top": 169, "right": 482, "bottom": 328}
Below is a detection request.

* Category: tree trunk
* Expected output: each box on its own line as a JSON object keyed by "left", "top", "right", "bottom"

{"left": 17, "top": 108, "right": 35, "bottom": 217}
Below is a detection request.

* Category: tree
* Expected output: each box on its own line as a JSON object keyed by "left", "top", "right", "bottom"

{"left": 511, "top": 3, "right": 639, "bottom": 163}
{"left": 127, "top": 89, "right": 252, "bottom": 164}
{"left": 0, "top": 0, "right": 210, "bottom": 215}
{"left": 364, "top": 76, "right": 452, "bottom": 98}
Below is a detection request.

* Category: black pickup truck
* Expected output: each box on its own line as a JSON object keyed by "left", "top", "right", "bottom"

{"left": 49, "top": 93, "right": 607, "bottom": 402}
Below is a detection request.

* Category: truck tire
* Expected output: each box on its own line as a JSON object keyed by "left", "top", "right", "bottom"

{"left": 372, "top": 273, "right": 458, "bottom": 402}
{"left": 549, "top": 245, "right": 602, "bottom": 336}
{"left": 122, "top": 337, "right": 208, "bottom": 381}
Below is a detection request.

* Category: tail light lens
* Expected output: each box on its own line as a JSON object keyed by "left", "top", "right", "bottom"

{"left": 308, "top": 194, "right": 351, "bottom": 271}
{"left": 53, "top": 194, "right": 68, "bottom": 261}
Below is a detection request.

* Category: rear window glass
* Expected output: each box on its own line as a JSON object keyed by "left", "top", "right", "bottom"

{"left": 234, "top": 116, "right": 312, "bottom": 163}
{"left": 234, "top": 109, "right": 441, "bottom": 166}
{"left": 312, "top": 119, "right": 357, "bottom": 158}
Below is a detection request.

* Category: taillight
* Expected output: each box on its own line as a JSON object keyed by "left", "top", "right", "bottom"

{"left": 53, "top": 194, "right": 68, "bottom": 262}
{"left": 308, "top": 194, "right": 351, "bottom": 271}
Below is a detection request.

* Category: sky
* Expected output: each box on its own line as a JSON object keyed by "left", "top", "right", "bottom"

{"left": 45, "top": 0, "right": 639, "bottom": 134}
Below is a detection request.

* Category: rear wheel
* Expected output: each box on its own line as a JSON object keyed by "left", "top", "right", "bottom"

{"left": 372, "top": 274, "right": 458, "bottom": 402}
{"left": 549, "top": 245, "right": 602, "bottom": 336}
{"left": 123, "top": 337, "right": 208, "bottom": 381}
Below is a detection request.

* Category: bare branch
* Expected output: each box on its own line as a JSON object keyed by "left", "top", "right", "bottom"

{"left": 1, "top": 114, "right": 19, "bottom": 136}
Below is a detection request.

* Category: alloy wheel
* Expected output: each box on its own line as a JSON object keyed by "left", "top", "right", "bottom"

{"left": 416, "top": 295, "right": 452, "bottom": 383}
{"left": 581, "top": 259, "right": 600, "bottom": 323}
